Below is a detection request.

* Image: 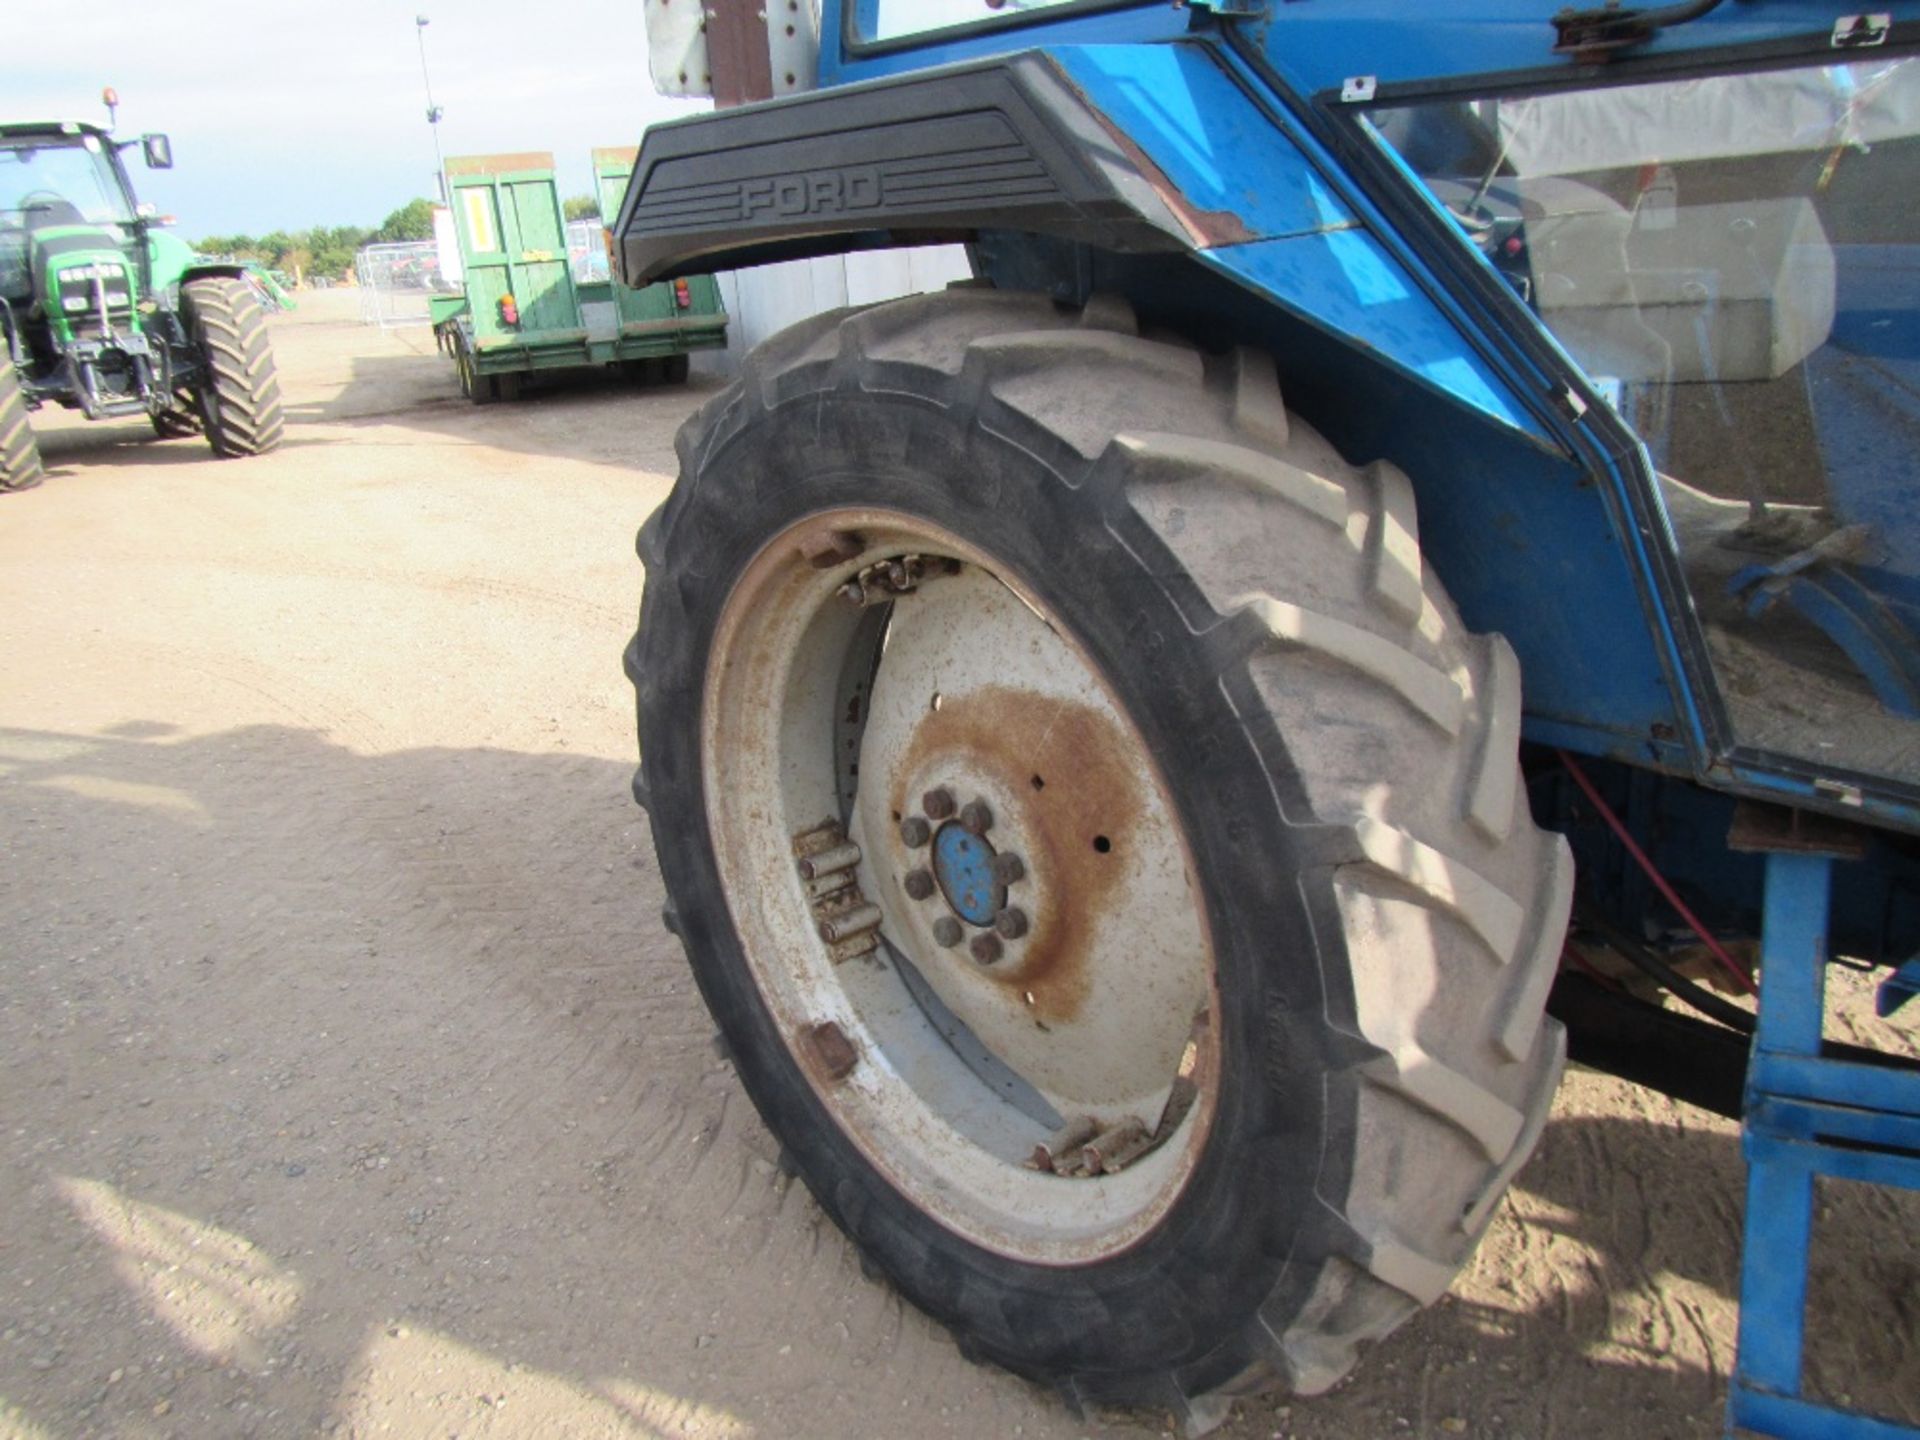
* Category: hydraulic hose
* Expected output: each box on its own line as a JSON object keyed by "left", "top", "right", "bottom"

{"left": 1580, "top": 912, "right": 1757, "bottom": 1034}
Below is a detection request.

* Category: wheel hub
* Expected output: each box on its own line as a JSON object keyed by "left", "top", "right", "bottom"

{"left": 933, "top": 820, "right": 1001, "bottom": 925}
{"left": 702, "top": 512, "right": 1218, "bottom": 1262}
{"left": 901, "top": 788, "right": 1031, "bottom": 960}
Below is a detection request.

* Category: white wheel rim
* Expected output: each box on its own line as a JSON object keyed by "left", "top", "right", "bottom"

{"left": 703, "top": 510, "right": 1219, "bottom": 1265}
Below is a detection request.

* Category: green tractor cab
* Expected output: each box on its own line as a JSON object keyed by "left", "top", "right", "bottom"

{"left": 0, "top": 113, "right": 284, "bottom": 490}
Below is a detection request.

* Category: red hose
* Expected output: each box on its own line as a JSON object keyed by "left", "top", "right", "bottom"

{"left": 1556, "top": 750, "right": 1760, "bottom": 996}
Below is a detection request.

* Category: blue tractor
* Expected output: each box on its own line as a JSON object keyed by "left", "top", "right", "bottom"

{"left": 618, "top": 4, "right": 1920, "bottom": 1434}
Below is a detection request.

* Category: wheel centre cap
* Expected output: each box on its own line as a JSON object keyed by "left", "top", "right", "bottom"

{"left": 932, "top": 822, "right": 1002, "bottom": 925}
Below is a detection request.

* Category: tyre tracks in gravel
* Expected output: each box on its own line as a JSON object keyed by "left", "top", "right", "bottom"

{"left": 6, "top": 291, "right": 1916, "bottom": 1440}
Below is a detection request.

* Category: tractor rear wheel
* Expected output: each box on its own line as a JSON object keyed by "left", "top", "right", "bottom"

{"left": 0, "top": 358, "right": 43, "bottom": 492}
{"left": 627, "top": 290, "right": 1571, "bottom": 1422}
{"left": 182, "top": 276, "right": 285, "bottom": 457}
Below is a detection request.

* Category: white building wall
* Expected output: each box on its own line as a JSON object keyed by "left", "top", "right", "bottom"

{"left": 696, "top": 245, "right": 974, "bottom": 375}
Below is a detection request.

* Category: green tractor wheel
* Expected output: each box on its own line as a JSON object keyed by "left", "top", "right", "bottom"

{"left": 150, "top": 393, "right": 204, "bottom": 440}
{"left": 181, "top": 277, "right": 285, "bottom": 458}
{"left": 0, "top": 358, "right": 44, "bottom": 492}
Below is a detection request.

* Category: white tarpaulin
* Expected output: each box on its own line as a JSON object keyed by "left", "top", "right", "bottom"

{"left": 1496, "top": 58, "right": 1920, "bottom": 177}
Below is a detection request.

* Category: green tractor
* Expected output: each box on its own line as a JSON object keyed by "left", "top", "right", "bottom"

{"left": 0, "top": 97, "right": 284, "bottom": 491}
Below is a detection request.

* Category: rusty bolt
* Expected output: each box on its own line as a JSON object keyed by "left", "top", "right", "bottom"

{"left": 994, "top": 906, "right": 1029, "bottom": 940}
{"left": 990, "top": 852, "right": 1025, "bottom": 885}
{"left": 798, "top": 527, "right": 863, "bottom": 570}
{"left": 960, "top": 799, "right": 993, "bottom": 835}
{"left": 932, "top": 916, "right": 963, "bottom": 948}
{"left": 969, "top": 932, "right": 1004, "bottom": 965}
{"left": 817, "top": 903, "right": 882, "bottom": 944}
{"left": 899, "top": 816, "right": 931, "bottom": 848}
{"left": 797, "top": 842, "right": 861, "bottom": 880}
{"left": 801, "top": 1020, "right": 859, "bottom": 1082}
{"left": 1082, "top": 1119, "right": 1153, "bottom": 1175}
{"left": 922, "top": 787, "right": 956, "bottom": 821}
{"left": 903, "top": 869, "right": 935, "bottom": 901}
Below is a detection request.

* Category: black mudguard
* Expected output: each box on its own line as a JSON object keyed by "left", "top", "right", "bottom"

{"left": 612, "top": 53, "right": 1192, "bottom": 286}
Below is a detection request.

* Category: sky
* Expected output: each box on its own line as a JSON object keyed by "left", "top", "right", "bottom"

{"left": 9, "top": 1, "right": 715, "bottom": 239}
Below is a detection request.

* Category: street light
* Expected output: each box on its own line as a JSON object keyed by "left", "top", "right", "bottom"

{"left": 416, "top": 14, "right": 446, "bottom": 203}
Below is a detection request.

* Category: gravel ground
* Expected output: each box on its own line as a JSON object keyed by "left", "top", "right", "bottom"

{"left": 1, "top": 290, "right": 1915, "bottom": 1440}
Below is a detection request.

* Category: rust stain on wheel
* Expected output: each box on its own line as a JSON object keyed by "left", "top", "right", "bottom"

{"left": 893, "top": 683, "right": 1142, "bottom": 1026}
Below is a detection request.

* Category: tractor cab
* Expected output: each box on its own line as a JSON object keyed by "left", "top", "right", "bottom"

{"left": 1367, "top": 54, "right": 1920, "bottom": 801}
{"left": 0, "top": 124, "right": 147, "bottom": 378}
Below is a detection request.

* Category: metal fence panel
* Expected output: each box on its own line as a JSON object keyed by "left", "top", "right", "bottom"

{"left": 355, "top": 241, "right": 450, "bottom": 328}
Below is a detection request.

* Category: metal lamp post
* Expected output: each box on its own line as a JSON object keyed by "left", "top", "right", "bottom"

{"left": 416, "top": 14, "right": 446, "bottom": 203}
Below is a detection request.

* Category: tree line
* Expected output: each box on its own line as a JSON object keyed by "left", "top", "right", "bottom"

{"left": 193, "top": 195, "right": 604, "bottom": 286}
{"left": 192, "top": 198, "right": 439, "bottom": 285}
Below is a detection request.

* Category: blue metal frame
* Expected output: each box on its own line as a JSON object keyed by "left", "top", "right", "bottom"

{"left": 1729, "top": 851, "right": 1920, "bottom": 1439}
{"left": 810, "top": 1, "right": 1920, "bottom": 837}
{"left": 1881, "top": 958, "right": 1920, "bottom": 1017}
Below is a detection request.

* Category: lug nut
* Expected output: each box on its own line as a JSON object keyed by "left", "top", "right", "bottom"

{"left": 994, "top": 907, "right": 1029, "bottom": 940}
{"left": 932, "top": 916, "right": 962, "bottom": 948}
{"left": 990, "top": 852, "right": 1025, "bottom": 885}
{"left": 922, "top": 787, "right": 956, "bottom": 821}
{"left": 899, "top": 816, "right": 931, "bottom": 848}
{"left": 960, "top": 799, "right": 993, "bottom": 835}
{"left": 903, "top": 869, "right": 935, "bottom": 901}
{"left": 969, "top": 933, "right": 1004, "bottom": 965}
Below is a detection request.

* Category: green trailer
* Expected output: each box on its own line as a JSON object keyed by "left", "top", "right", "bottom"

{"left": 431, "top": 148, "right": 725, "bottom": 404}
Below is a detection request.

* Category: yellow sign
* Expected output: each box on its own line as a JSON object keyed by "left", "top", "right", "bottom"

{"left": 460, "top": 188, "right": 498, "bottom": 254}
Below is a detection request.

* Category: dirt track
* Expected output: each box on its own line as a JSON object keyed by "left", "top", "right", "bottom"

{"left": 2, "top": 291, "right": 1915, "bottom": 1440}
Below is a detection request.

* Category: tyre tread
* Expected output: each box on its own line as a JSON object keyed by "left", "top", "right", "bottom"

{"left": 183, "top": 277, "right": 285, "bottom": 458}
{"left": 0, "top": 360, "right": 43, "bottom": 491}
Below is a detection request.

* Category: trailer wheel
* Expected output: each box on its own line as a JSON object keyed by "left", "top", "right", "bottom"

{"left": 182, "top": 276, "right": 285, "bottom": 458}
{"left": 451, "top": 334, "right": 493, "bottom": 405}
{"left": 627, "top": 290, "right": 1572, "bottom": 1422}
{"left": 0, "top": 357, "right": 43, "bottom": 492}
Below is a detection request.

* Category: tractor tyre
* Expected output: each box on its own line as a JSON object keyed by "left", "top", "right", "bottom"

{"left": 626, "top": 290, "right": 1572, "bottom": 1423}
{"left": 182, "top": 276, "right": 285, "bottom": 458}
{"left": 150, "top": 397, "right": 203, "bottom": 439}
{"left": 0, "top": 359, "right": 42, "bottom": 492}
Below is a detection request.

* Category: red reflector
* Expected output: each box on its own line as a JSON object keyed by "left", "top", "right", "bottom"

{"left": 673, "top": 279, "right": 691, "bottom": 309}
{"left": 498, "top": 294, "right": 519, "bottom": 327}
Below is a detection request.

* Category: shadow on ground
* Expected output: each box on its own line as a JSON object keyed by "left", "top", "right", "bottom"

{"left": 1, "top": 722, "right": 1915, "bottom": 1440}
{"left": 282, "top": 348, "right": 723, "bottom": 478}
{"left": 29, "top": 425, "right": 335, "bottom": 473}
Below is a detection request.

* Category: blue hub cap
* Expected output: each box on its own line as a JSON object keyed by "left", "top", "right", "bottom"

{"left": 932, "top": 822, "right": 1001, "bottom": 926}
